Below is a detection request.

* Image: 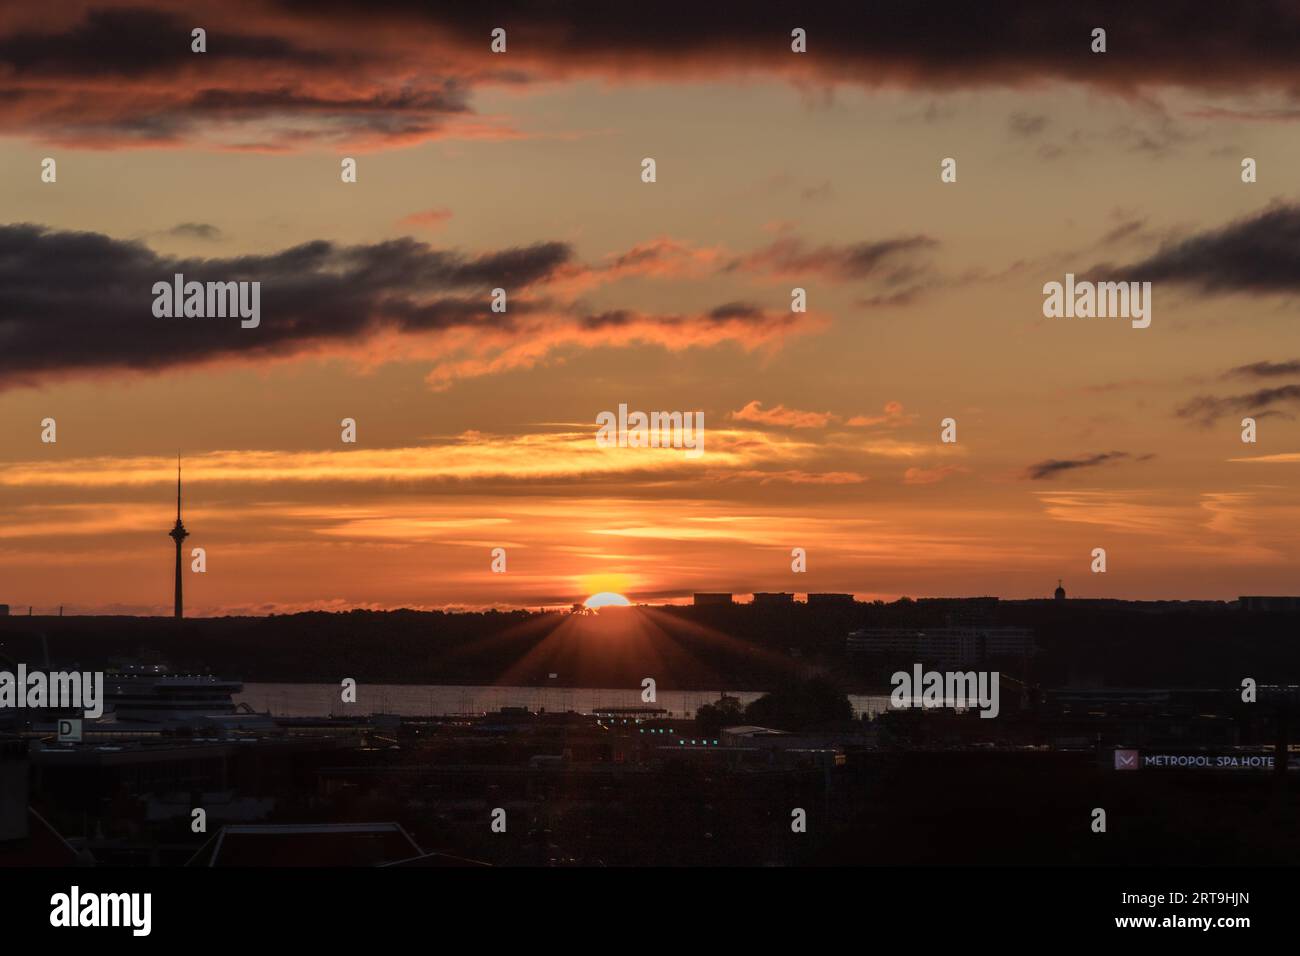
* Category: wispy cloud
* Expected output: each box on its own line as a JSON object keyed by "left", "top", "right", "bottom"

{"left": 725, "top": 236, "right": 937, "bottom": 283}
{"left": 1024, "top": 451, "right": 1153, "bottom": 480}
{"left": 396, "top": 208, "right": 453, "bottom": 230}
{"left": 1177, "top": 386, "right": 1300, "bottom": 426}
{"left": 0, "top": 430, "right": 826, "bottom": 490}
{"left": 903, "top": 465, "right": 968, "bottom": 486}
{"left": 731, "top": 401, "right": 835, "bottom": 429}
{"left": 166, "top": 222, "right": 222, "bottom": 240}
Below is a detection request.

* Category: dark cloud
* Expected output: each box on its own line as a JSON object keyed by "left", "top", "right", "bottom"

{"left": 281, "top": 0, "right": 1300, "bottom": 92}
{"left": 707, "top": 302, "right": 765, "bottom": 321}
{"left": 1114, "top": 203, "right": 1300, "bottom": 294}
{"left": 1175, "top": 356, "right": 1300, "bottom": 424}
{"left": 0, "top": 225, "right": 819, "bottom": 389}
{"left": 1025, "top": 451, "right": 1150, "bottom": 480}
{"left": 0, "top": 7, "right": 333, "bottom": 78}
{"left": 1176, "top": 386, "right": 1300, "bottom": 426}
{"left": 0, "top": 6, "right": 470, "bottom": 147}
{"left": 726, "top": 234, "right": 946, "bottom": 307}
{"left": 186, "top": 84, "right": 469, "bottom": 122}
{"left": 580, "top": 302, "right": 783, "bottom": 330}
{"left": 855, "top": 289, "right": 923, "bottom": 308}
{"left": 0, "top": 224, "right": 570, "bottom": 387}
{"left": 1225, "top": 359, "right": 1300, "bottom": 378}
{"left": 4, "top": 1, "right": 1300, "bottom": 148}
{"left": 726, "top": 236, "right": 938, "bottom": 282}
{"left": 579, "top": 310, "right": 635, "bottom": 330}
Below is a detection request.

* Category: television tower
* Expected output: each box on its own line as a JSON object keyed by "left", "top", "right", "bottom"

{"left": 168, "top": 455, "right": 188, "bottom": 618}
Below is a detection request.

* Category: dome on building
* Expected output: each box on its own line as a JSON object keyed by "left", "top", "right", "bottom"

{"left": 1054, "top": 579, "right": 1066, "bottom": 601}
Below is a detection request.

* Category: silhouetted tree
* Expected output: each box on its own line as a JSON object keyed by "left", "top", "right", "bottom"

{"left": 742, "top": 677, "right": 852, "bottom": 731}
{"left": 695, "top": 695, "right": 744, "bottom": 735}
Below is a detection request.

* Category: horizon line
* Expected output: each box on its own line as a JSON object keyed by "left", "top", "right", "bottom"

{"left": 3, "top": 593, "right": 1293, "bottom": 620}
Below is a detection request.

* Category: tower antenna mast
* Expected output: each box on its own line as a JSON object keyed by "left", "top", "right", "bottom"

{"left": 169, "top": 453, "right": 189, "bottom": 618}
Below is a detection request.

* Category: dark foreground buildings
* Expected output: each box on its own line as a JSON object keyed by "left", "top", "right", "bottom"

{"left": 2, "top": 592, "right": 1299, "bottom": 865}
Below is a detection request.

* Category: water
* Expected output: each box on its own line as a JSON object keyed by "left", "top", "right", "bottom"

{"left": 235, "top": 682, "right": 892, "bottom": 720}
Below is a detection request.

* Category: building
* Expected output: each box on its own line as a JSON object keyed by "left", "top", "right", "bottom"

{"left": 0, "top": 737, "right": 90, "bottom": 866}
{"left": 1055, "top": 580, "right": 1067, "bottom": 602}
{"left": 916, "top": 597, "right": 999, "bottom": 624}
{"left": 1239, "top": 596, "right": 1300, "bottom": 612}
{"left": 847, "top": 626, "right": 1035, "bottom": 670}
{"left": 693, "top": 593, "right": 733, "bottom": 607}
{"left": 807, "top": 593, "right": 855, "bottom": 607}
{"left": 0, "top": 738, "right": 27, "bottom": 842}
{"left": 719, "top": 726, "right": 847, "bottom": 769}
{"left": 721, "top": 725, "right": 790, "bottom": 746}
{"left": 752, "top": 592, "right": 794, "bottom": 607}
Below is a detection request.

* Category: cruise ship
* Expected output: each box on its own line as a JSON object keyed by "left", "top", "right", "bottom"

{"left": 104, "top": 663, "right": 273, "bottom": 730}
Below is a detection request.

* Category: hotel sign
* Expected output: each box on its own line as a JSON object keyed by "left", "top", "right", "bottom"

{"left": 1113, "top": 749, "right": 1282, "bottom": 771}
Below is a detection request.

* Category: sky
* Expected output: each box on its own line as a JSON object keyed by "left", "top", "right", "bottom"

{"left": 1, "top": 1, "right": 1299, "bottom": 614}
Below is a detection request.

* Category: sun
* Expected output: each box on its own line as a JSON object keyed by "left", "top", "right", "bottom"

{"left": 584, "top": 591, "right": 632, "bottom": 608}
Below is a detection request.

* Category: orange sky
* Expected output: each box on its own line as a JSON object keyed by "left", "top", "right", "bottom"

{"left": 1, "top": 3, "right": 1298, "bottom": 613}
